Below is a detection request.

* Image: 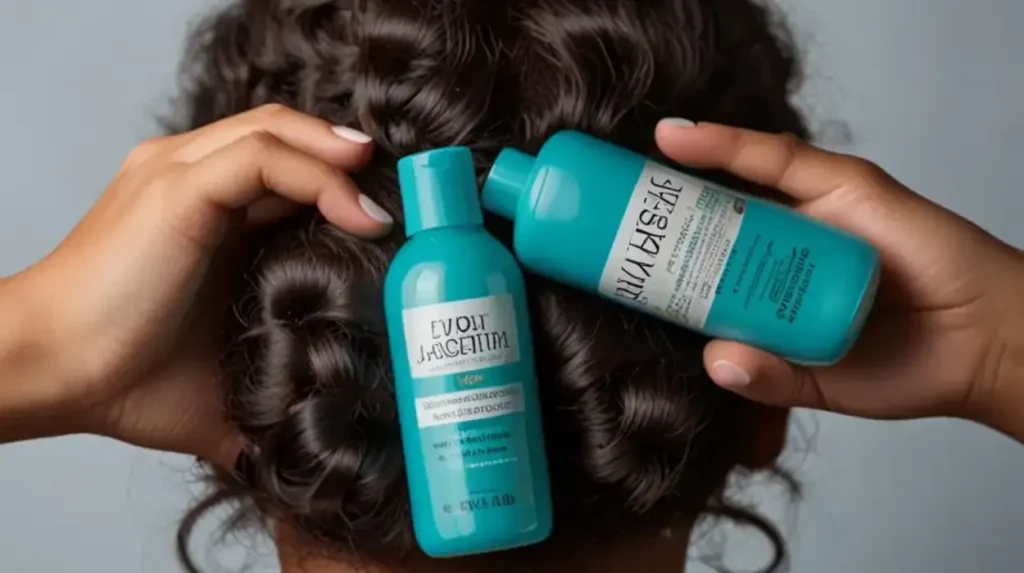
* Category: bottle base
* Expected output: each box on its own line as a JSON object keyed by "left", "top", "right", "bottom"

{"left": 416, "top": 524, "right": 553, "bottom": 559}
{"left": 790, "top": 259, "right": 882, "bottom": 367}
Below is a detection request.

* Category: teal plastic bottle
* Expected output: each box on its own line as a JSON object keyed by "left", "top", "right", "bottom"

{"left": 384, "top": 147, "right": 553, "bottom": 557}
{"left": 481, "top": 130, "right": 881, "bottom": 365}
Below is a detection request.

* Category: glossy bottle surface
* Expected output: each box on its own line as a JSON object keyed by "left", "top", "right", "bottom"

{"left": 385, "top": 147, "right": 553, "bottom": 557}
{"left": 482, "top": 130, "right": 881, "bottom": 365}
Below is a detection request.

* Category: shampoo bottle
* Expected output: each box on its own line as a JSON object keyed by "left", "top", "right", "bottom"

{"left": 384, "top": 147, "right": 553, "bottom": 557}
{"left": 481, "top": 130, "right": 881, "bottom": 365}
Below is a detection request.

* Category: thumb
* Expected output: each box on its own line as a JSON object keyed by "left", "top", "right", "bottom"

{"left": 655, "top": 118, "right": 865, "bottom": 203}
{"left": 704, "top": 339, "right": 829, "bottom": 410}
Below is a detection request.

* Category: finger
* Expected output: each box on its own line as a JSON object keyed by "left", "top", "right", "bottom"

{"left": 206, "top": 425, "right": 246, "bottom": 473}
{"left": 704, "top": 339, "right": 828, "bottom": 410}
{"left": 655, "top": 118, "right": 880, "bottom": 202}
{"left": 246, "top": 196, "right": 301, "bottom": 227}
{"left": 173, "top": 103, "right": 374, "bottom": 170}
{"left": 179, "top": 131, "right": 393, "bottom": 240}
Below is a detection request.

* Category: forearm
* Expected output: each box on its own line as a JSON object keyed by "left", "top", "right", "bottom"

{"left": 0, "top": 274, "right": 79, "bottom": 443}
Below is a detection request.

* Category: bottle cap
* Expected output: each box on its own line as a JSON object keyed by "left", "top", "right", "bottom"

{"left": 398, "top": 147, "right": 483, "bottom": 236}
{"left": 481, "top": 148, "right": 537, "bottom": 221}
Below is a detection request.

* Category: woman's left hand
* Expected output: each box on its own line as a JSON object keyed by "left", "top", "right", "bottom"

{"left": 2, "top": 104, "right": 390, "bottom": 468}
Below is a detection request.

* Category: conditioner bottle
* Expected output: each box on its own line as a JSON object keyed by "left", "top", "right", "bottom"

{"left": 481, "top": 130, "right": 881, "bottom": 365}
{"left": 384, "top": 147, "right": 553, "bottom": 557}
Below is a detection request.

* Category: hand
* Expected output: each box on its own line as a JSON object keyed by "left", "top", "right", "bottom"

{"left": 2, "top": 104, "right": 391, "bottom": 468}
{"left": 656, "top": 118, "right": 1024, "bottom": 436}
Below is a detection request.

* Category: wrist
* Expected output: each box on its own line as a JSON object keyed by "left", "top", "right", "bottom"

{"left": 975, "top": 253, "right": 1024, "bottom": 442}
{"left": 0, "top": 273, "right": 88, "bottom": 442}
{"left": 984, "top": 328, "right": 1024, "bottom": 443}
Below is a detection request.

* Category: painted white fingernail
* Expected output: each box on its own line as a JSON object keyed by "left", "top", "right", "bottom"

{"left": 662, "top": 117, "right": 697, "bottom": 128}
{"left": 711, "top": 360, "right": 750, "bottom": 388}
{"left": 331, "top": 125, "right": 373, "bottom": 143}
{"left": 358, "top": 194, "right": 393, "bottom": 225}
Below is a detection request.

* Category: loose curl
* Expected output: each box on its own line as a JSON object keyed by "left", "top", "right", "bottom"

{"left": 171, "top": 0, "right": 808, "bottom": 571}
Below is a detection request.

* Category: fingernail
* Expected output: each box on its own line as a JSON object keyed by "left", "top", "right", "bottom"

{"left": 661, "top": 117, "right": 697, "bottom": 128}
{"left": 711, "top": 360, "right": 750, "bottom": 388}
{"left": 332, "top": 125, "right": 373, "bottom": 143}
{"left": 358, "top": 194, "right": 393, "bottom": 225}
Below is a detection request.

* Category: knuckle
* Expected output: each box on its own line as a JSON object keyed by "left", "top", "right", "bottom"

{"left": 147, "top": 167, "right": 217, "bottom": 249}
{"left": 773, "top": 132, "right": 804, "bottom": 164}
{"left": 254, "top": 102, "right": 291, "bottom": 119}
{"left": 144, "top": 160, "right": 193, "bottom": 192}
{"left": 764, "top": 131, "right": 804, "bottom": 188}
{"left": 793, "top": 367, "right": 835, "bottom": 412}
{"left": 240, "top": 130, "right": 282, "bottom": 153}
{"left": 123, "top": 137, "right": 167, "bottom": 169}
{"left": 145, "top": 167, "right": 183, "bottom": 196}
{"left": 775, "top": 131, "right": 803, "bottom": 153}
{"left": 847, "top": 156, "right": 888, "bottom": 185}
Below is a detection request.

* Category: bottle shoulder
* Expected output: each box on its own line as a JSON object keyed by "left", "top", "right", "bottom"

{"left": 385, "top": 227, "right": 524, "bottom": 297}
{"left": 390, "top": 227, "right": 515, "bottom": 263}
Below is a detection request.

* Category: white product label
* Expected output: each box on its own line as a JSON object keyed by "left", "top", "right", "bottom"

{"left": 403, "top": 294, "right": 520, "bottom": 379}
{"left": 598, "top": 161, "right": 746, "bottom": 329}
{"left": 415, "top": 382, "right": 525, "bottom": 428}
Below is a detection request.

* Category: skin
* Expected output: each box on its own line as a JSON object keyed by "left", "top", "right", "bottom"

{"left": 0, "top": 103, "right": 389, "bottom": 467}
{"left": 0, "top": 109, "right": 1022, "bottom": 570}
{"left": 275, "top": 521, "right": 693, "bottom": 573}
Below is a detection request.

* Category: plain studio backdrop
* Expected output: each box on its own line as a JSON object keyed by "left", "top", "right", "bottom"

{"left": 1, "top": 1, "right": 1023, "bottom": 572}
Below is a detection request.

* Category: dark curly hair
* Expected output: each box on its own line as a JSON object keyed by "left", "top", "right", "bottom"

{"left": 170, "top": 0, "right": 808, "bottom": 571}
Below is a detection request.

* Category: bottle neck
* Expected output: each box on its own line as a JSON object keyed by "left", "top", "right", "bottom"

{"left": 408, "top": 221, "right": 484, "bottom": 238}
{"left": 403, "top": 193, "right": 483, "bottom": 236}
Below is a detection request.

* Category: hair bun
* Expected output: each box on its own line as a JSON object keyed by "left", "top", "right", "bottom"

{"left": 220, "top": 231, "right": 410, "bottom": 550}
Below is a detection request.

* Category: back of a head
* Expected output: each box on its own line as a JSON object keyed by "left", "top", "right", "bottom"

{"left": 172, "top": 0, "right": 807, "bottom": 571}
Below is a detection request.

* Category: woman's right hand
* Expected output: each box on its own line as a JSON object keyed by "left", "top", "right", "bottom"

{"left": 656, "top": 119, "right": 1024, "bottom": 440}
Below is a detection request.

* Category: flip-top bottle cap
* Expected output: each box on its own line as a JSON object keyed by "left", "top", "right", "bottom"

{"left": 481, "top": 148, "right": 537, "bottom": 221}
{"left": 398, "top": 147, "right": 483, "bottom": 236}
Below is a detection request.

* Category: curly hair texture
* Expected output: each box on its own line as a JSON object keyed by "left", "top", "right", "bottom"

{"left": 170, "top": 0, "right": 808, "bottom": 571}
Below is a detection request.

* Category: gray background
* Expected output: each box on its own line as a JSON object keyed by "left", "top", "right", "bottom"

{"left": 1, "top": 1, "right": 1022, "bottom": 572}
